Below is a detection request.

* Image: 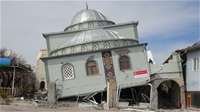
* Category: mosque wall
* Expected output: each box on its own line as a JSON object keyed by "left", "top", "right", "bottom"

{"left": 112, "top": 44, "right": 150, "bottom": 88}
{"left": 45, "top": 31, "right": 79, "bottom": 54}
{"left": 44, "top": 22, "right": 139, "bottom": 56}
{"left": 105, "top": 24, "right": 138, "bottom": 41}
{"left": 44, "top": 51, "right": 106, "bottom": 97}
{"left": 43, "top": 43, "right": 150, "bottom": 97}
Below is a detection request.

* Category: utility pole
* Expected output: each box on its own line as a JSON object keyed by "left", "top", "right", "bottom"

{"left": 11, "top": 65, "right": 18, "bottom": 96}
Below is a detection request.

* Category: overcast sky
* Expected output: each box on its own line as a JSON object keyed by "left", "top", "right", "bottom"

{"left": 1, "top": 0, "right": 199, "bottom": 69}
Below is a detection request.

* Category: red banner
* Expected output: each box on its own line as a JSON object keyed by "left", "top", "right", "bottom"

{"left": 134, "top": 70, "right": 148, "bottom": 78}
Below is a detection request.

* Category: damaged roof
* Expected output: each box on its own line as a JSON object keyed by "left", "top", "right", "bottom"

{"left": 176, "top": 41, "right": 200, "bottom": 52}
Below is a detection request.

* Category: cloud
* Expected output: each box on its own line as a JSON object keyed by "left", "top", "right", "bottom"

{"left": 1, "top": 1, "right": 199, "bottom": 67}
{"left": 119, "top": 1, "right": 199, "bottom": 39}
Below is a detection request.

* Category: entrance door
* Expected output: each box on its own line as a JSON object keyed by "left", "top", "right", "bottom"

{"left": 40, "top": 81, "right": 45, "bottom": 90}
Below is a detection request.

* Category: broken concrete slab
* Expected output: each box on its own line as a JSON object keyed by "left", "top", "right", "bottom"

{"left": 117, "top": 102, "right": 129, "bottom": 108}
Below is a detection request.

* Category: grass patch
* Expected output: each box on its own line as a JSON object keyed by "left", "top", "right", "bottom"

{"left": 0, "top": 92, "right": 8, "bottom": 99}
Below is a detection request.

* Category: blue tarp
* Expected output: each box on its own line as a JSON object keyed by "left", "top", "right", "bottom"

{"left": 0, "top": 58, "right": 10, "bottom": 66}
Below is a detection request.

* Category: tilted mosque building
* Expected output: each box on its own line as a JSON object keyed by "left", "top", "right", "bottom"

{"left": 37, "top": 6, "right": 185, "bottom": 109}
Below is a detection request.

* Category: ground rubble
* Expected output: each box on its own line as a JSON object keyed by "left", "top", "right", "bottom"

{"left": 0, "top": 94, "right": 187, "bottom": 112}
{"left": 0, "top": 96, "right": 189, "bottom": 112}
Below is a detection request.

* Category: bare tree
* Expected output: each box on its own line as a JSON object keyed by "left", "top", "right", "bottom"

{"left": 0, "top": 47, "right": 34, "bottom": 91}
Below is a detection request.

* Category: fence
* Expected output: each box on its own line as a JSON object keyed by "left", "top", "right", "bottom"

{"left": 0, "top": 87, "right": 27, "bottom": 96}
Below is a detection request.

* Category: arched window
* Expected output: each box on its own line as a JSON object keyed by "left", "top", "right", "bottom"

{"left": 92, "top": 43, "right": 99, "bottom": 50}
{"left": 123, "top": 41, "right": 128, "bottom": 46}
{"left": 81, "top": 45, "right": 87, "bottom": 52}
{"left": 119, "top": 56, "right": 130, "bottom": 70}
{"left": 98, "top": 22, "right": 103, "bottom": 26}
{"left": 88, "top": 23, "right": 93, "bottom": 28}
{"left": 86, "top": 61, "right": 98, "bottom": 75}
{"left": 104, "top": 42, "right": 110, "bottom": 49}
{"left": 62, "top": 64, "right": 75, "bottom": 80}
{"left": 130, "top": 41, "right": 134, "bottom": 45}
{"left": 71, "top": 47, "right": 76, "bottom": 53}
{"left": 53, "top": 51, "right": 58, "bottom": 56}
{"left": 79, "top": 24, "right": 84, "bottom": 30}
{"left": 114, "top": 41, "right": 119, "bottom": 47}
{"left": 62, "top": 49, "right": 67, "bottom": 54}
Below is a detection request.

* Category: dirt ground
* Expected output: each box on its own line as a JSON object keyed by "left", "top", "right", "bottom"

{"left": 0, "top": 105, "right": 189, "bottom": 112}
{"left": 0, "top": 98, "right": 188, "bottom": 112}
{"left": 0, "top": 105, "right": 120, "bottom": 112}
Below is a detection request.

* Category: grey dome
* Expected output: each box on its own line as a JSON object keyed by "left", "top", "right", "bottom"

{"left": 64, "top": 9, "right": 115, "bottom": 31}
{"left": 59, "top": 29, "right": 130, "bottom": 48}
{"left": 69, "top": 9, "right": 114, "bottom": 26}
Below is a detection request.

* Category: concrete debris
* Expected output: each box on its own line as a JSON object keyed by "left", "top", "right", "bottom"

{"left": 117, "top": 102, "right": 129, "bottom": 108}
{"left": 78, "top": 102, "right": 96, "bottom": 110}
{"left": 120, "top": 108, "right": 155, "bottom": 112}
{"left": 0, "top": 96, "right": 190, "bottom": 112}
{"left": 155, "top": 109, "right": 189, "bottom": 112}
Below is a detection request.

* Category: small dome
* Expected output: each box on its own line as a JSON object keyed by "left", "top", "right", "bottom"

{"left": 59, "top": 29, "right": 129, "bottom": 48}
{"left": 64, "top": 9, "right": 115, "bottom": 31}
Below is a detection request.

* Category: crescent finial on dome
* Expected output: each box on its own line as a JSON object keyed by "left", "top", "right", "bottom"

{"left": 86, "top": 0, "right": 88, "bottom": 10}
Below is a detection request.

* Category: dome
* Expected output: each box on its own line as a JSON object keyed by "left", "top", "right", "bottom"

{"left": 50, "top": 29, "right": 138, "bottom": 56}
{"left": 64, "top": 9, "right": 115, "bottom": 31}
{"left": 69, "top": 9, "right": 114, "bottom": 26}
{"left": 59, "top": 29, "right": 130, "bottom": 48}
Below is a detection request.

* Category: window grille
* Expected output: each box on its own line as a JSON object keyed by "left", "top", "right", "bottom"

{"left": 123, "top": 41, "right": 128, "bottom": 46}
{"left": 93, "top": 43, "right": 99, "bottom": 50}
{"left": 88, "top": 23, "right": 93, "bottom": 28}
{"left": 62, "top": 64, "right": 74, "bottom": 80}
{"left": 71, "top": 47, "right": 76, "bottom": 53}
{"left": 98, "top": 22, "right": 103, "bottom": 26}
{"left": 130, "top": 41, "right": 134, "bottom": 45}
{"left": 81, "top": 45, "right": 87, "bottom": 52}
{"left": 62, "top": 49, "right": 67, "bottom": 54}
{"left": 104, "top": 42, "right": 109, "bottom": 49}
{"left": 79, "top": 24, "right": 84, "bottom": 29}
{"left": 114, "top": 41, "right": 119, "bottom": 47}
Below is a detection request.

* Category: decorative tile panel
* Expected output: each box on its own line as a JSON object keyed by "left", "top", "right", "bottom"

{"left": 102, "top": 51, "right": 116, "bottom": 82}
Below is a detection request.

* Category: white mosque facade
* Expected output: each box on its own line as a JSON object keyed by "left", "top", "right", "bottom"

{"left": 37, "top": 7, "right": 185, "bottom": 109}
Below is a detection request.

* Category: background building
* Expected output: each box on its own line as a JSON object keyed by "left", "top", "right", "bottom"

{"left": 176, "top": 41, "right": 200, "bottom": 112}
{"left": 35, "top": 49, "right": 47, "bottom": 90}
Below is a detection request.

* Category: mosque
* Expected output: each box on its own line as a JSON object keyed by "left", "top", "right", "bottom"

{"left": 36, "top": 5, "right": 185, "bottom": 109}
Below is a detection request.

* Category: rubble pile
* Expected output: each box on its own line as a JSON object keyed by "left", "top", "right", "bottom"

{"left": 0, "top": 91, "right": 189, "bottom": 112}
